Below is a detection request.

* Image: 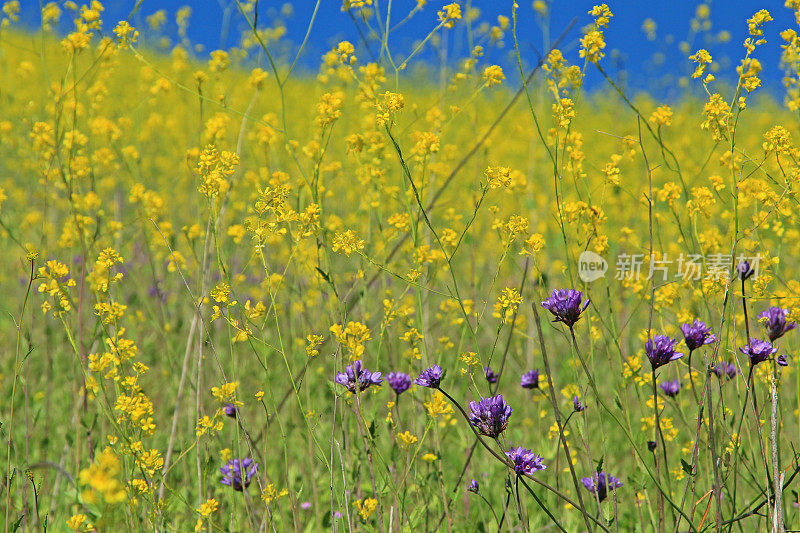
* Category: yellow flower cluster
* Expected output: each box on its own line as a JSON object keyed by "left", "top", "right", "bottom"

{"left": 196, "top": 145, "right": 239, "bottom": 199}
{"left": 330, "top": 321, "right": 371, "bottom": 359}
{"left": 78, "top": 447, "right": 126, "bottom": 505}
{"left": 438, "top": 3, "right": 461, "bottom": 29}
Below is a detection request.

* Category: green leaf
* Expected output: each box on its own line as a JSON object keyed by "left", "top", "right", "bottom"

{"left": 680, "top": 458, "right": 695, "bottom": 477}
{"left": 321, "top": 510, "right": 332, "bottom": 528}
{"left": 602, "top": 501, "right": 615, "bottom": 522}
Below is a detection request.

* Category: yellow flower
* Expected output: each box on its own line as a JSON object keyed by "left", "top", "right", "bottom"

{"left": 424, "top": 391, "right": 454, "bottom": 418}
{"left": 548, "top": 421, "right": 566, "bottom": 440}
{"left": 589, "top": 4, "right": 613, "bottom": 28}
{"left": 579, "top": 30, "right": 606, "bottom": 64}
{"left": 396, "top": 430, "right": 418, "bottom": 449}
{"left": 78, "top": 447, "right": 126, "bottom": 505}
{"left": 375, "top": 91, "right": 404, "bottom": 126}
{"left": 560, "top": 383, "right": 580, "bottom": 399}
{"left": 552, "top": 98, "right": 575, "bottom": 128}
{"left": 520, "top": 233, "right": 545, "bottom": 255}
{"left": 67, "top": 514, "right": 90, "bottom": 531}
{"left": 649, "top": 105, "right": 673, "bottom": 127}
{"left": 198, "top": 498, "right": 219, "bottom": 517}
{"left": 330, "top": 321, "right": 371, "bottom": 359}
{"left": 747, "top": 9, "right": 772, "bottom": 38}
{"left": 689, "top": 49, "right": 713, "bottom": 80}
{"left": 482, "top": 65, "right": 505, "bottom": 87}
{"left": 211, "top": 381, "right": 239, "bottom": 403}
{"left": 332, "top": 229, "right": 365, "bottom": 256}
{"left": 317, "top": 91, "right": 345, "bottom": 126}
{"left": 485, "top": 165, "right": 512, "bottom": 188}
{"left": 262, "top": 483, "right": 289, "bottom": 504}
{"left": 344, "top": 0, "right": 373, "bottom": 10}
{"left": 209, "top": 50, "right": 230, "bottom": 71}
{"left": 354, "top": 497, "right": 378, "bottom": 520}
{"left": 305, "top": 334, "right": 324, "bottom": 357}
{"left": 699, "top": 94, "right": 730, "bottom": 141}
{"left": 438, "top": 3, "right": 461, "bottom": 28}
{"left": 725, "top": 433, "right": 740, "bottom": 454}
{"left": 112, "top": 20, "right": 138, "bottom": 48}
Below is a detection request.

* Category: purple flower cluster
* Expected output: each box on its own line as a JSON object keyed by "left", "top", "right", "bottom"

{"left": 659, "top": 379, "right": 680, "bottom": 398}
{"left": 220, "top": 458, "right": 258, "bottom": 491}
{"left": 758, "top": 307, "right": 797, "bottom": 342}
{"left": 335, "top": 360, "right": 383, "bottom": 393}
{"left": 386, "top": 372, "right": 412, "bottom": 395}
{"left": 319, "top": 288, "right": 793, "bottom": 510}
{"left": 468, "top": 395, "right": 513, "bottom": 438}
{"left": 736, "top": 260, "right": 755, "bottom": 281}
{"left": 581, "top": 471, "right": 623, "bottom": 502}
{"left": 415, "top": 364, "right": 445, "bottom": 388}
{"left": 645, "top": 334, "right": 683, "bottom": 369}
{"left": 680, "top": 319, "right": 716, "bottom": 351}
{"left": 573, "top": 396, "right": 586, "bottom": 412}
{"left": 712, "top": 361, "right": 738, "bottom": 380}
{"left": 520, "top": 369, "right": 540, "bottom": 389}
{"left": 506, "top": 446, "right": 547, "bottom": 476}
{"left": 739, "top": 339, "right": 777, "bottom": 366}
{"left": 541, "top": 289, "right": 590, "bottom": 327}
{"left": 224, "top": 403, "right": 237, "bottom": 418}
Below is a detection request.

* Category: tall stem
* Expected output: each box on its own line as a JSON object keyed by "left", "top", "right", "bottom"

{"left": 652, "top": 368, "right": 666, "bottom": 533}
{"left": 687, "top": 349, "right": 700, "bottom": 406}
{"left": 727, "top": 365, "right": 754, "bottom": 533}
{"left": 741, "top": 278, "right": 751, "bottom": 344}
{"left": 353, "top": 394, "right": 385, "bottom": 531}
{"left": 770, "top": 361, "right": 784, "bottom": 532}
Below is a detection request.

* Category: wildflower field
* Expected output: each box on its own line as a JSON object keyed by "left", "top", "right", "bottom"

{"left": 4, "top": 0, "right": 800, "bottom": 531}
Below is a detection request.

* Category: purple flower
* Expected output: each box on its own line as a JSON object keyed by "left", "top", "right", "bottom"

{"left": 647, "top": 441, "right": 657, "bottom": 452}
{"left": 680, "top": 319, "right": 716, "bottom": 351}
{"left": 386, "top": 372, "right": 412, "bottom": 395}
{"left": 415, "top": 364, "right": 444, "bottom": 388}
{"left": 758, "top": 307, "right": 797, "bottom": 342}
{"left": 659, "top": 379, "right": 680, "bottom": 398}
{"left": 505, "top": 446, "right": 547, "bottom": 476}
{"left": 712, "top": 361, "right": 738, "bottom": 379}
{"left": 467, "top": 479, "right": 480, "bottom": 493}
{"left": 224, "top": 403, "right": 237, "bottom": 418}
{"left": 778, "top": 355, "right": 789, "bottom": 367}
{"left": 645, "top": 334, "right": 683, "bottom": 369}
{"left": 300, "top": 501, "right": 312, "bottom": 510}
{"left": 220, "top": 458, "right": 258, "bottom": 491}
{"left": 520, "top": 369, "right": 540, "bottom": 389}
{"left": 334, "top": 360, "right": 383, "bottom": 393}
{"left": 484, "top": 366, "right": 499, "bottom": 384}
{"left": 739, "top": 339, "right": 777, "bottom": 366}
{"left": 581, "top": 471, "right": 623, "bottom": 502}
{"left": 573, "top": 396, "right": 585, "bottom": 412}
{"left": 468, "top": 395, "right": 513, "bottom": 438}
{"left": 736, "top": 260, "right": 754, "bottom": 281}
{"left": 541, "top": 289, "right": 590, "bottom": 328}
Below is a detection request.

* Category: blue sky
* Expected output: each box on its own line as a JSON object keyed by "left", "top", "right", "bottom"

{"left": 17, "top": 1, "right": 798, "bottom": 97}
